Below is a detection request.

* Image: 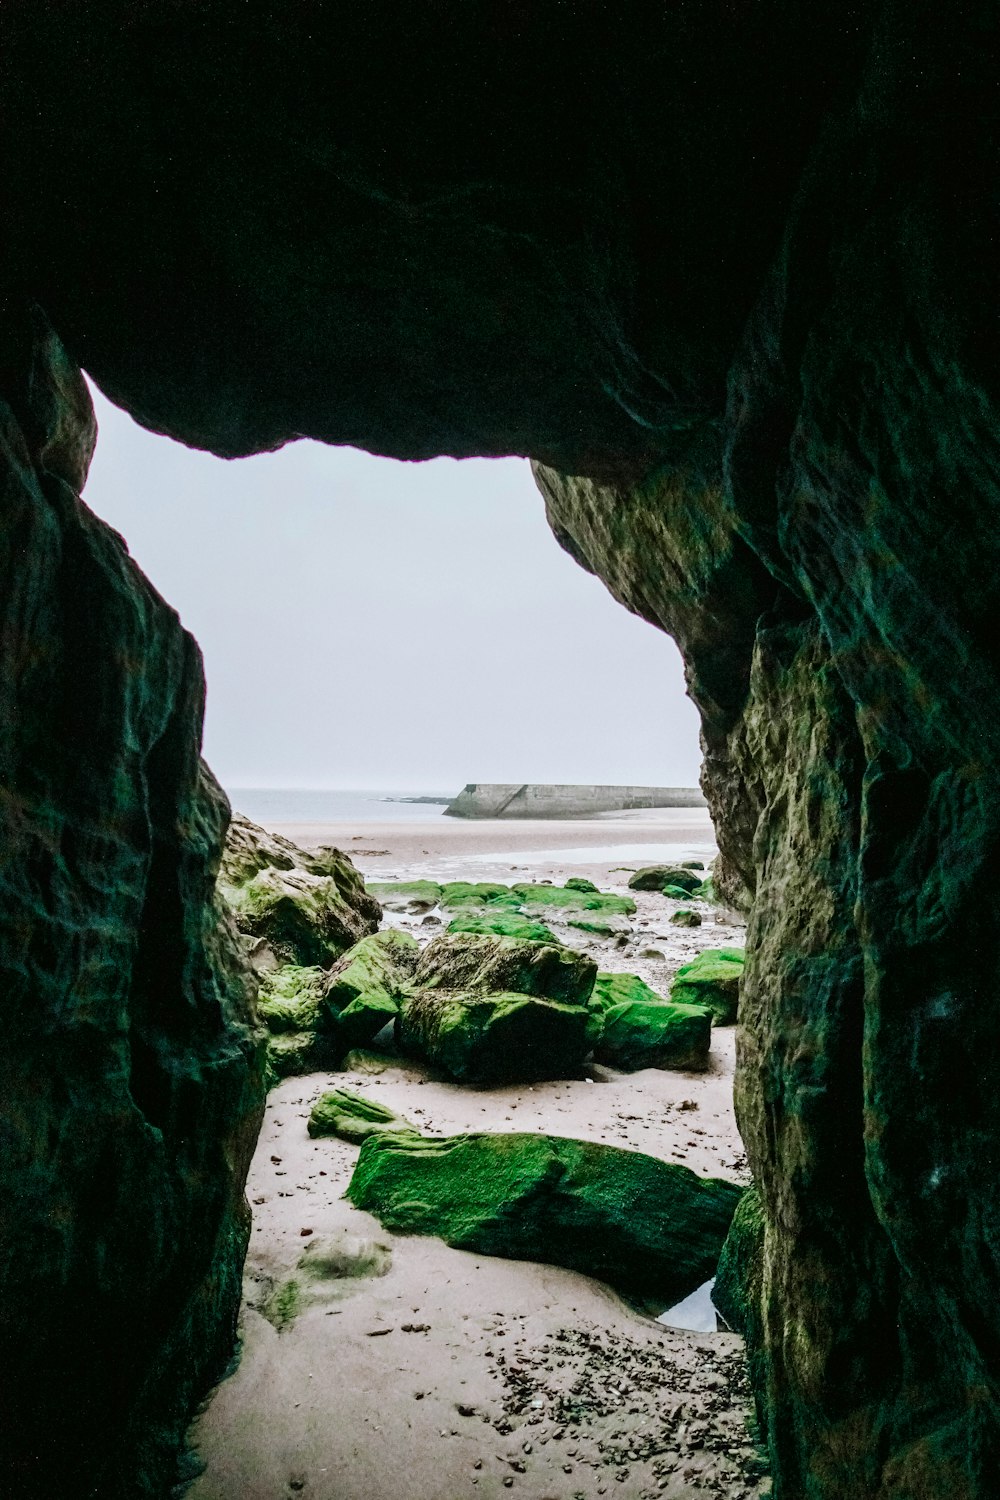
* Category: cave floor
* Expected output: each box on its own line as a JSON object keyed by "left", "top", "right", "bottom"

{"left": 186, "top": 819, "right": 767, "bottom": 1500}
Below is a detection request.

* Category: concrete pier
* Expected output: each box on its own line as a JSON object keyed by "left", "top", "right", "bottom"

{"left": 443, "top": 783, "right": 706, "bottom": 819}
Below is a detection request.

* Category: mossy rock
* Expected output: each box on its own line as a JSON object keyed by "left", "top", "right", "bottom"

{"left": 663, "top": 883, "right": 694, "bottom": 899}
{"left": 413, "top": 932, "right": 596, "bottom": 1007}
{"left": 671, "top": 947, "right": 745, "bottom": 1024}
{"left": 589, "top": 972, "right": 712, "bottom": 1072}
{"left": 628, "top": 865, "right": 701, "bottom": 894}
{"left": 221, "top": 813, "right": 380, "bottom": 966}
{"left": 565, "top": 876, "right": 599, "bottom": 892}
{"left": 341, "top": 1048, "right": 391, "bottom": 1075}
{"left": 670, "top": 909, "right": 702, "bottom": 927}
{"left": 307, "top": 1088, "right": 420, "bottom": 1144}
{"left": 366, "top": 879, "right": 443, "bottom": 912}
{"left": 439, "top": 881, "right": 520, "bottom": 910}
{"left": 397, "top": 989, "right": 597, "bottom": 1085}
{"left": 265, "top": 1029, "right": 328, "bottom": 1082}
{"left": 257, "top": 964, "right": 326, "bottom": 1033}
{"left": 712, "top": 1186, "right": 767, "bottom": 1439}
{"left": 692, "top": 877, "right": 717, "bottom": 902}
{"left": 512, "top": 882, "right": 636, "bottom": 915}
{"left": 322, "top": 929, "right": 420, "bottom": 1050}
{"left": 680, "top": 861, "right": 705, "bottom": 871}
{"left": 447, "top": 911, "right": 557, "bottom": 943}
{"left": 348, "top": 1130, "right": 743, "bottom": 1304}
{"left": 567, "top": 912, "right": 633, "bottom": 937}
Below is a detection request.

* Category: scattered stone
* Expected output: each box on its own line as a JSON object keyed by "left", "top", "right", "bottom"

{"left": 307, "top": 1088, "right": 420, "bottom": 1144}
{"left": 670, "top": 909, "right": 702, "bottom": 927}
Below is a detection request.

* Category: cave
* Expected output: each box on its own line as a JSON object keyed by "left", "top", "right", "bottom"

{"left": 2, "top": 4, "right": 998, "bottom": 1497}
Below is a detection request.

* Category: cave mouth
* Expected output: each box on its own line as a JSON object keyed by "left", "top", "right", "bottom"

{"left": 74, "top": 386, "right": 755, "bottom": 1496}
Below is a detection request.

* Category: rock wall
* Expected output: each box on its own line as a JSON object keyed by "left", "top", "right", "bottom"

{"left": 445, "top": 783, "right": 706, "bottom": 819}
{"left": 1, "top": 4, "right": 999, "bottom": 1497}
{"left": 0, "top": 307, "right": 266, "bottom": 1498}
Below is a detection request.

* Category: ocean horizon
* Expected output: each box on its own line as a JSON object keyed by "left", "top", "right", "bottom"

{"left": 226, "top": 786, "right": 456, "bottom": 825}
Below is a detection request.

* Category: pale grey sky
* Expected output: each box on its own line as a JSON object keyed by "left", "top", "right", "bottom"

{"left": 82, "top": 386, "right": 703, "bottom": 793}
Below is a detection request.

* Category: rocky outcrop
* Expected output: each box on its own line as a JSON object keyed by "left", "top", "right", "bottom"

{"left": 348, "top": 1130, "right": 744, "bottom": 1305}
{"left": 0, "top": 310, "right": 266, "bottom": 1498}
{"left": 220, "top": 814, "right": 380, "bottom": 968}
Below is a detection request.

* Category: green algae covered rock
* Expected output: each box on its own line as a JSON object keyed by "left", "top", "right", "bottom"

{"left": 628, "top": 865, "right": 700, "bottom": 894}
{"left": 447, "top": 911, "right": 557, "bottom": 943}
{"left": 671, "top": 908, "right": 702, "bottom": 927}
{"left": 397, "top": 990, "right": 596, "bottom": 1085}
{"left": 257, "top": 965, "right": 329, "bottom": 1080}
{"left": 671, "top": 947, "right": 745, "bottom": 1024}
{"left": 692, "top": 877, "right": 717, "bottom": 902}
{"left": 413, "top": 931, "right": 596, "bottom": 1007}
{"left": 322, "top": 929, "right": 419, "bottom": 1050}
{"left": 348, "top": 1131, "right": 743, "bottom": 1303}
{"left": 307, "top": 1088, "right": 420, "bottom": 1144}
{"left": 567, "top": 911, "right": 633, "bottom": 937}
{"left": 220, "top": 813, "right": 380, "bottom": 966}
{"left": 439, "top": 881, "right": 518, "bottom": 910}
{"left": 366, "top": 879, "right": 443, "bottom": 912}
{"left": 589, "top": 972, "right": 712, "bottom": 1072}
{"left": 712, "top": 1186, "right": 767, "bottom": 1439}
{"left": 513, "top": 882, "right": 636, "bottom": 915}
{"left": 663, "top": 883, "right": 695, "bottom": 899}
{"left": 565, "top": 876, "right": 599, "bottom": 892}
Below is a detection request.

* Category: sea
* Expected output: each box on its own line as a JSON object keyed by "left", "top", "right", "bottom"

{"left": 226, "top": 787, "right": 455, "bottom": 825}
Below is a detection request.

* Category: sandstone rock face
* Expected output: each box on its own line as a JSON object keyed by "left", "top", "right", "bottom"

{"left": 0, "top": 311, "right": 266, "bottom": 1498}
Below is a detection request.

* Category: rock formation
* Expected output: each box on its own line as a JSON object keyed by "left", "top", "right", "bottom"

{"left": 2, "top": 3, "right": 998, "bottom": 1496}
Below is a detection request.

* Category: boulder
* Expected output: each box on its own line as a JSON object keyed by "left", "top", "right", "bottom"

{"left": 671, "top": 909, "right": 702, "bottom": 927}
{"left": 567, "top": 912, "right": 633, "bottom": 937}
{"left": 629, "top": 870, "right": 701, "bottom": 888}
{"left": 671, "top": 948, "right": 745, "bottom": 1024}
{"left": 447, "top": 911, "right": 557, "bottom": 943}
{"left": 220, "top": 814, "right": 380, "bottom": 966}
{"left": 692, "top": 877, "right": 717, "bottom": 902}
{"left": 589, "top": 972, "right": 712, "bottom": 1072}
{"left": 366, "top": 879, "right": 443, "bottom": 913}
{"left": 413, "top": 932, "right": 597, "bottom": 1007}
{"left": 307, "top": 1088, "right": 420, "bottom": 1144}
{"left": 565, "top": 876, "right": 599, "bottom": 892}
{"left": 663, "top": 883, "right": 696, "bottom": 899}
{"left": 322, "top": 929, "right": 420, "bottom": 1050}
{"left": 348, "top": 1130, "right": 743, "bottom": 1304}
{"left": 681, "top": 861, "right": 705, "bottom": 871}
{"left": 397, "top": 989, "right": 596, "bottom": 1086}
{"left": 256, "top": 964, "right": 328, "bottom": 1080}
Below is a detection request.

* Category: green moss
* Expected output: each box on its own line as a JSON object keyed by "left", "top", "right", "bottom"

{"left": 257, "top": 964, "right": 326, "bottom": 1033}
{"left": 439, "top": 881, "right": 519, "bottom": 909}
{"left": 307, "top": 1088, "right": 420, "bottom": 1143}
{"left": 589, "top": 973, "right": 712, "bottom": 1071}
{"left": 692, "top": 877, "right": 717, "bottom": 902}
{"left": 628, "top": 865, "right": 701, "bottom": 893}
{"left": 263, "top": 1278, "right": 301, "bottom": 1332}
{"left": 397, "top": 989, "right": 597, "bottom": 1085}
{"left": 565, "top": 876, "right": 599, "bottom": 892}
{"left": 365, "top": 880, "right": 443, "bottom": 911}
{"left": 512, "top": 882, "right": 636, "bottom": 915}
{"left": 413, "top": 932, "right": 596, "bottom": 1007}
{"left": 322, "top": 930, "right": 419, "bottom": 1050}
{"left": 671, "top": 947, "right": 745, "bottom": 1024}
{"left": 712, "top": 1186, "right": 767, "bottom": 1440}
{"left": 670, "top": 908, "right": 702, "bottom": 927}
{"left": 566, "top": 912, "right": 632, "bottom": 936}
{"left": 447, "top": 911, "right": 557, "bottom": 943}
{"left": 663, "top": 883, "right": 694, "bottom": 898}
{"left": 348, "top": 1130, "right": 743, "bottom": 1304}
{"left": 227, "top": 866, "right": 371, "bottom": 967}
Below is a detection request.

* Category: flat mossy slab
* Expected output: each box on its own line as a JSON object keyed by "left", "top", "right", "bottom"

{"left": 413, "top": 932, "right": 596, "bottom": 1006}
{"left": 397, "top": 989, "right": 597, "bottom": 1085}
{"left": 589, "top": 972, "right": 712, "bottom": 1071}
{"left": 671, "top": 948, "right": 745, "bottom": 1024}
{"left": 366, "top": 879, "right": 443, "bottom": 912}
{"left": 439, "top": 881, "right": 520, "bottom": 910}
{"left": 348, "top": 1131, "right": 743, "bottom": 1304}
{"left": 307, "top": 1088, "right": 420, "bottom": 1144}
{"left": 447, "top": 911, "right": 557, "bottom": 943}
{"left": 566, "top": 912, "right": 633, "bottom": 937}
{"left": 322, "top": 929, "right": 420, "bottom": 1050}
{"left": 512, "top": 882, "right": 636, "bottom": 915}
{"left": 628, "top": 865, "right": 701, "bottom": 894}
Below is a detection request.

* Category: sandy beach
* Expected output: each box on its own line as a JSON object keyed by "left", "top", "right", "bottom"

{"left": 187, "top": 807, "right": 765, "bottom": 1500}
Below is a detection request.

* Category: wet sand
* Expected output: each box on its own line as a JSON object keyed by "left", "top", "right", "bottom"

{"left": 187, "top": 810, "right": 764, "bottom": 1500}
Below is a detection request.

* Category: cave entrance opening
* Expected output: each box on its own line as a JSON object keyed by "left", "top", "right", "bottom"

{"left": 76, "top": 382, "right": 754, "bottom": 1498}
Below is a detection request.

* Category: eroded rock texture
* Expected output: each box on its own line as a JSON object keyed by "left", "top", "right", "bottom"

{"left": 0, "top": 309, "right": 266, "bottom": 1498}
{"left": 2, "top": 3, "right": 998, "bottom": 1498}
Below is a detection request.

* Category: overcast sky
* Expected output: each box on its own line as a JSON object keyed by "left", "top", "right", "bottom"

{"left": 81, "top": 387, "right": 702, "bottom": 793}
